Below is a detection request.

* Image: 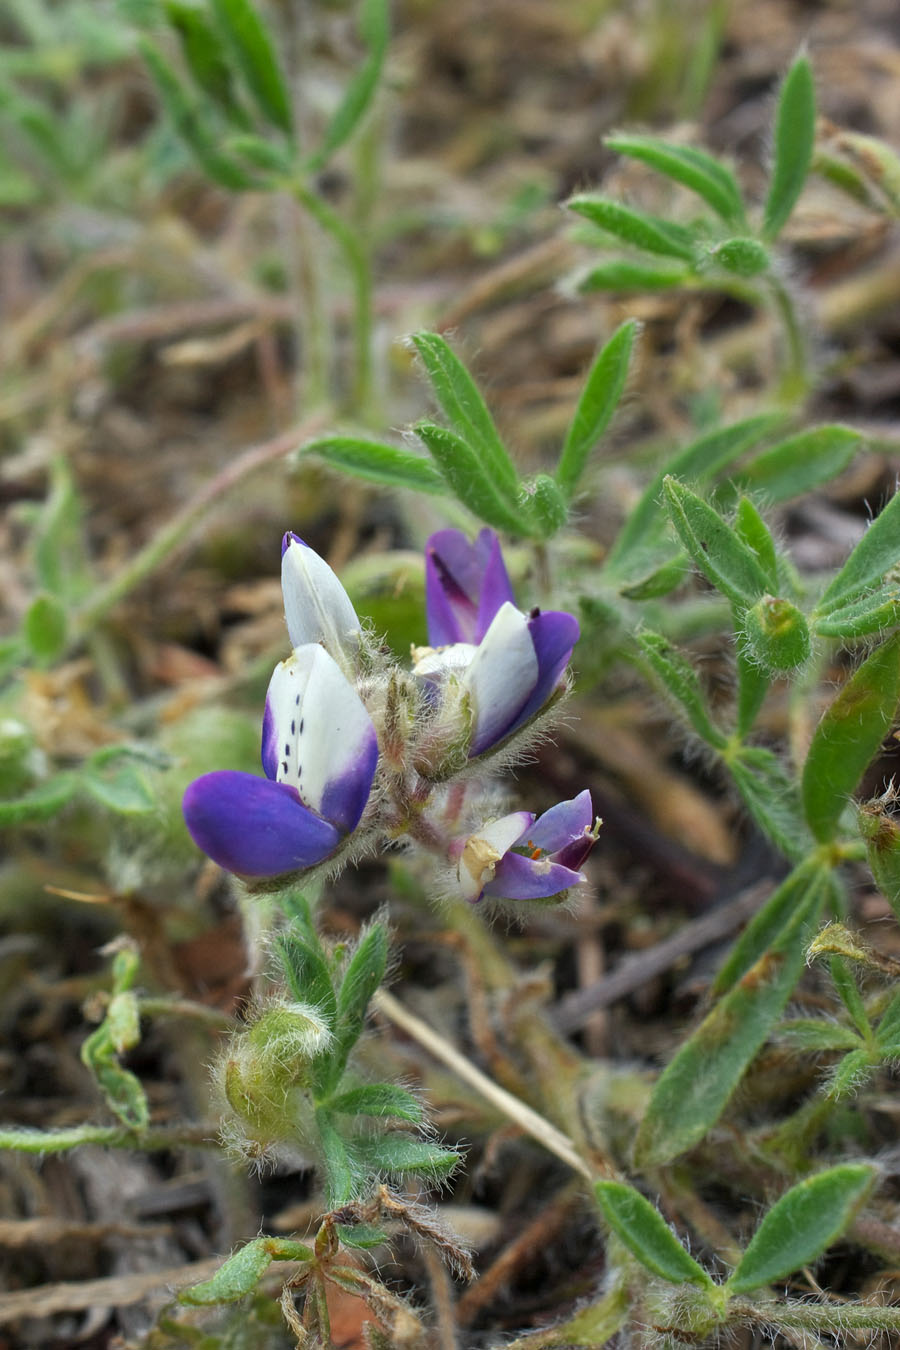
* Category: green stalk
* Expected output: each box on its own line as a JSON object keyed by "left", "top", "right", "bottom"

{"left": 292, "top": 179, "right": 373, "bottom": 416}
{"left": 0, "top": 1122, "right": 220, "bottom": 1153}
{"left": 767, "top": 273, "right": 809, "bottom": 404}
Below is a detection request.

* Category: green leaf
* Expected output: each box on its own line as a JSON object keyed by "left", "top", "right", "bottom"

{"left": 818, "top": 486, "right": 900, "bottom": 612}
{"left": 729, "top": 745, "right": 812, "bottom": 861}
{"left": 81, "top": 763, "right": 155, "bottom": 814}
{"left": 634, "top": 876, "right": 824, "bottom": 1167}
{"left": 778, "top": 1018, "right": 863, "bottom": 1052}
{"left": 726, "top": 1164, "right": 875, "bottom": 1295}
{"left": 556, "top": 320, "right": 637, "bottom": 500}
{"left": 275, "top": 926, "right": 338, "bottom": 1028}
{"left": 714, "top": 859, "right": 829, "bottom": 993}
{"left": 415, "top": 423, "right": 526, "bottom": 535}
{"left": 328, "top": 1084, "right": 423, "bottom": 1123}
{"left": 606, "top": 414, "right": 782, "bottom": 578}
{"left": 180, "top": 1236, "right": 312, "bottom": 1304}
{"left": 827, "top": 1045, "right": 875, "bottom": 1099}
{"left": 332, "top": 922, "right": 388, "bottom": 1075}
{"left": 663, "top": 477, "right": 770, "bottom": 608}
{"left": 210, "top": 0, "right": 293, "bottom": 134}
{"left": 876, "top": 990, "right": 900, "bottom": 1046}
{"left": 0, "top": 773, "right": 78, "bottom": 825}
{"left": 165, "top": 0, "right": 251, "bottom": 128}
{"left": 801, "top": 632, "right": 900, "bottom": 842}
{"left": 736, "top": 426, "right": 862, "bottom": 503}
{"left": 139, "top": 38, "right": 257, "bottom": 189}
{"left": 710, "top": 237, "right": 769, "bottom": 277}
{"left": 618, "top": 556, "right": 689, "bottom": 600}
{"left": 594, "top": 1180, "right": 714, "bottom": 1287}
{"left": 305, "top": 435, "right": 446, "bottom": 495}
{"left": 306, "top": 0, "right": 389, "bottom": 171}
{"left": 604, "top": 134, "right": 745, "bottom": 226}
{"left": 578, "top": 259, "right": 693, "bottom": 292}
{"left": 734, "top": 497, "right": 778, "bottom": 588}
{"left": 225, "top": 133, "right": 293, "bottom": 172}
{"left": 353, "top": 1133, "right": 461, "bottom": 1181}
{"left": 567, "top": 196, "right": 696, "bottom": 260}
{"left": 763, "top": 54, "right": 816, "bottom": 240}
{"left": 635, "top": 631, "right": 727, "bottom": 749}
{"left": 316, "top": 1109, "right": 357, "bottom": 1206}
{"left": 814, "top": 586, "right": 900, "bottom": 640}
{"left": 859, "top": 802, "right": 900, "bottom": 923}
{"left": 23, "top": 592, "right": 67, "bottom": 663}
{"left": 525, "top": 474, "right": 568, "bottom": 537}
{"left": 408, "top": 332, "right": 520, "bottom": 502}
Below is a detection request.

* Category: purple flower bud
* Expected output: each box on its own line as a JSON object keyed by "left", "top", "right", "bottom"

{"left": 425, "top": 528, "right": 515, "bottom": 646}
{"left": 457, "top": 791, "right": 599, "bottom": 903}
{"left": 184, "top": 645, "right": 378, "bottom": 877}
{"left": 281, "top": 532, "right": 361, "bottom": 662}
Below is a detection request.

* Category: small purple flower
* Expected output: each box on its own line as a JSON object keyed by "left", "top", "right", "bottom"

{"left": 417, "top": 531, "right": 579, "bottom": 758}
{"left": 456, "top": 790, "right": 600, "bottom": 903}
{"left": 184, "top": 645, "right": 378, "bottom": 877}
{"left": 425, "top": 528, "right": 515, "bottom": 646}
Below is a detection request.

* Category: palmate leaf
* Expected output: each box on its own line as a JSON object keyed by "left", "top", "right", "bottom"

{"left": 817, "top": 485, "right": 900, "bottom": 613}
{"left": 604, "top": 134, "right": 745, "bottom": 227}
{"left": 735, "top": 425, "right": 862, "bottom": 503}
{"left": 415, "top": 422, "right": 526, "bottom": 535}
{"left": 408, "top": 332, "right": 520, "bottom": 502}
{"left": 578, "top": 258, "right": 693, "bottom": 292}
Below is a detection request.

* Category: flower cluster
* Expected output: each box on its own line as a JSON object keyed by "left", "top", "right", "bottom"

{"left": 183, "top": 528, "right": 599, "bottom": 903}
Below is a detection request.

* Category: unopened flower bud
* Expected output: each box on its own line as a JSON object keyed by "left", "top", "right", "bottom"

{"left": 743, "top": 595, "right": 810, "bottom": 674}
{"left": 220, "top": 1002, "right": 331, "bottom": 1150}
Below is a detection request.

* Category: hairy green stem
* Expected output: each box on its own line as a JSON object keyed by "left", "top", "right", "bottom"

{"left": 292, "top": 180, "right": 373, "bottom": 416}
{"left": 738, "top": 1299, "right": 900, "bottom": 1332}
{"left": 767, "top": 274, "right": 809, "bottom": 404}
{"left": 0, "top": 1122, "right": 220, "bottom": 1153}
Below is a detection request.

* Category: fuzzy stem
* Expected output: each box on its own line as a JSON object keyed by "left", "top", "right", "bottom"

{"left": 767, "top": 273, "right": 809, "bottom": 404}
{"left": 737, "top": 1299, "right": 900, "bottom": 1333}
{"left": 0, "top": 1122, "right": 220, "bottom": 1153}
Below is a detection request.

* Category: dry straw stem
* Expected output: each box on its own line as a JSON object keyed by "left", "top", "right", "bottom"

{"left": 372, "top": 988, "right": 593, "bottom": 1182}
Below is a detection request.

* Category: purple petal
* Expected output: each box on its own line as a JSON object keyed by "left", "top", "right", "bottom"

{"left": 261, "top": 695, "right": 278, "bottom": 779}
{"left": 527, "top": 790, "right": 594, "bottom": 852}
{"left": 183, "top": 771, "right": 340, "bottom": 877}
{"left": 281, "top": 530, "right": 306, "bottom": 556}
{"left": 474, "top": 531, "right": 515, "bottom": 641}
{"left": 508, "top": 609, "right": 580, "bottom": 734}
{"left": 425, "top": 529, "right": 515, "bottom": 647}
{"left": 484, "top": 851, "right": 584, "bottom": 901}
{"left": 319, "top": 719, "right": 379, "bottom": 834}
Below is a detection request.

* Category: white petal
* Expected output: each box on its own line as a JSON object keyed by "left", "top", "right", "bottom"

{"left": 412, "top": 642, "right": 477, "bottom": 678}
{"left": 282, "top": 536, "right": 361, "bottom": 657}
{"left": 266, "top": 645, "right": 374, "bottom": 818}
{"left": 457, "top": 810, "right": 533, "bottom": 902}
{"left": 463, "top": 603, "right": 537, "bottom": 753}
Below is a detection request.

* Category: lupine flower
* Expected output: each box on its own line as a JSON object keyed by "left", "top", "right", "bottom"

{"left": 417, "top": 528, "right": 579, "bottom": 757}
{"left": 456, "top": 790, "right": 600, "bottom": 903}
{"left": 415, "top": 599, "right": 580, "bottom": 757}
{"left": 281, "top": 531, "right": 361, "bottom": 664}
{"left": 183, "top": 644, "right": 379, "bottom": 878}
{"left": 425, "top": 528, "right": 515, "bottom": 646}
